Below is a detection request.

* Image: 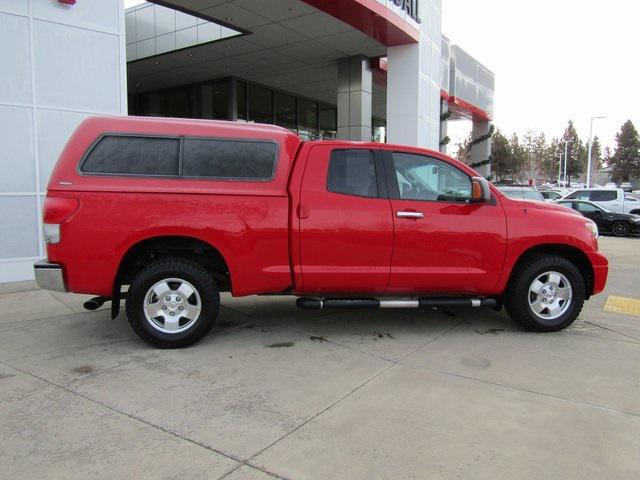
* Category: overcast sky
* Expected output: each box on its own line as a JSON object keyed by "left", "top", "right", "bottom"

{"left": 442, "top": 0, "right": 640, "bottom": 152}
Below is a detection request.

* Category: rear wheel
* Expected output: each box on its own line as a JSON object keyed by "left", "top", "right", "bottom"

{"left": 612, "top": 221, "right": 630, "bottom": 237}
{"left": 126, "top": 258, "right": 219, "bottom": 348}
{"left": 505, "top": 255, "right": 585, "bottom": 332}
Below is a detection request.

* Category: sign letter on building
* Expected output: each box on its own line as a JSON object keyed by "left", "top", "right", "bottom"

{"left": 393, "top": 0, "right": 420, "bottom": 23}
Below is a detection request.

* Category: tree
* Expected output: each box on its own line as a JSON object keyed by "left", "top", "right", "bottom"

{"left": 453, "top": 132, "right": 472, "bottom": 165}
{"left": 609, "top": 120, "right": 640, "bottom": 182}
{"left": 509, "top": 133, "right": 527, "bottom": 181}
{"left": 590, "top": 136, "right": 603, "bottom": 171}
{"left": 490, "top": 129, "right": 513, "bottom": 181}
{"left": 560, "top": 120, "right": 586, "bottom": 186}
{"left": 603, "top": 146, "right": 612, "bottom": 168}
{"left": 522, "top": 130, "right": 550, "bottom": 182}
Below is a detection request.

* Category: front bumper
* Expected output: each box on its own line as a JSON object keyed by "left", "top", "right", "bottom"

{"left": 34, "top": 260, "right": 67, "bottom": 292}
{"left": 589, "top": 252, "right": 609, "bottom": 295}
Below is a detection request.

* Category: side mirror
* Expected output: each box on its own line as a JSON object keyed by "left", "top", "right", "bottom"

{"left": 594, "top": 209, "right": 603, "bottom": 216}
{"left": 471, "top": 177, "right": 491, "bottom": 203}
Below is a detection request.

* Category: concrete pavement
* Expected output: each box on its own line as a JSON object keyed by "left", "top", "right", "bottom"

{"left": 1, "top": 237, "right": 639, "bottom": 479}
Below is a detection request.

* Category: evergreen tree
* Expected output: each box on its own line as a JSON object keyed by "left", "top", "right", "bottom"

{"left": 590, "top": 136, "right": 603, "bottom": 171}
{"left": 609, "top": 120, "right": 640, "bottom": 182}
{"left": 603, "top": 146, "right": 612, "bottom": 168}
{"left": 522, "top": 131, "right": 549, "bottom": 181}
{"left": 490, "top": 129, "right": 512, "bottom": 181}
{"left": 509, "top": 133, "right": 527, "bottom": 181}
{"left": 561, "top": 120, "right": 586, "bottom": 185}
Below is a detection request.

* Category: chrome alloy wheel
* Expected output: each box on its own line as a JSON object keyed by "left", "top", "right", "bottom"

{"left": 143, "top": 278, "right": 201, "bottom": 333}
{"left": 528, "top": 271, "right": 572, "bottom": 320}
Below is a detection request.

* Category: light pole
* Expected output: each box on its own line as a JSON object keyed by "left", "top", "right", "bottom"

{"left": 561, "top": 140, "right": 572, "bottom": 186}
{"left": 586, "top": 115, "right": 606, "bottom": 188}
{"left": 557, "top": 153, "right": 563, "bottom": 185}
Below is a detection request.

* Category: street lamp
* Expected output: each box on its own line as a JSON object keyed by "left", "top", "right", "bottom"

{"left": 561, "top": 140, "right": 572, "bottom": 186}
{"left": 586, "top": 115, "right": 606, "bottom": 188}
{"left": 557, "top": 152, "right": 563, "bottom": 185}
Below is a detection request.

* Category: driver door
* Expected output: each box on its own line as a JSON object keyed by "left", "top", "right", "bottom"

{"left": 383, "top": 149, "right": 507, "bottom": 294}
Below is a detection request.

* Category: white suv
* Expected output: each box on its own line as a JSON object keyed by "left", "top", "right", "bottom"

{"left": 562, "top": 188, "right": 640, "bottom": 215}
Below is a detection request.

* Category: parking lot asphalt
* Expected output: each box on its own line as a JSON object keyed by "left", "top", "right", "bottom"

{"left": 1, "top": 237, "right": 639, "bottom": 479}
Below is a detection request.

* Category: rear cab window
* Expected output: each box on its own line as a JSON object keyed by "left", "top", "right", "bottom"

{"left": 326, "top": 150, "right": 378, "bottom": 198}
{"left": 80, "top": 134, "right": 278, "bottom": 181}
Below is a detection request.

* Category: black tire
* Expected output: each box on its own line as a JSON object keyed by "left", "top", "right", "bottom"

{"left": 125, "top": 257, "right": 219, "bottom": 348}
{"left": 612, "top": 221, "right": 630, "bottom": 237}
{"left": 504, "top": 255, "right": 585, "bottom": 332}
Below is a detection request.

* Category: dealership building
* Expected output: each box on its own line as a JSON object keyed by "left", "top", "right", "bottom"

{"left": 0, "top": 0, "right": 493, "bottom": 283}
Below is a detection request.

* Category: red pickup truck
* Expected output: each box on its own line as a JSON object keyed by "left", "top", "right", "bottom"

{"left": 35, "top": 116, "right": 608, "bottom": 347}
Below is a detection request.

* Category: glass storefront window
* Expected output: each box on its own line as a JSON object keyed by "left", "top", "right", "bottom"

{"left": 372, "top": 117, "right": 386, "bottom": 143}
{"left": 276, "top": 92, "right": 298, "bottom": 132}
{"left": 165, "top": 87, "right": 190, "bottom": 118}
{"left": 299, "top": 99, "right": 318, "bottom": 140}
{"left": 248, "top": 84, "right": 274, "bottom": 124}
{"left": 211, "top": 80, "right": 229, "bottom": 120}
{"left": 237, "top": 80, "right": 247, "bottom": 121}
{"left": 319, "top": 104, "right": 337, "bottom": 139}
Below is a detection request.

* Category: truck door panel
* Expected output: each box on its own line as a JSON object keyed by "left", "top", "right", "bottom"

{"left": 298, "top": 145, "right": 393, "bottom": 293}
{"left": 384, "top": 150, "right": 507, "bottom": 294}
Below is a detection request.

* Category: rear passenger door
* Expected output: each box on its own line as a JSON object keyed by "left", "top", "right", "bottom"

{"left": 297, "top": 145, "right": 393, "bottom": 293}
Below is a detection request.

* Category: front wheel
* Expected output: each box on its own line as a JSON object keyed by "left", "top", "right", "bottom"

{"left": 126, "top": 258, "right": 219, "bottom": 348}
{"left": 505, "top": 255, "right": 585, "bottom": 332}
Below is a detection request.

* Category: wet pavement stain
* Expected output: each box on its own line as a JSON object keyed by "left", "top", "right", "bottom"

{"left": 461, "top": 357, "right": 492, "bottom": 369}
{"left": 474, "top": 328, "right": 504, "bottom": 335}
{"left": 0, "top": 373, "right": 17, "bottom": 380}
{"left": 71, "top": 365, "right": 95, "bottom": 374}
{"left": 266, "top": 342, "right": 295, "bottom": 348}
{"left": 310, "top": 335, "right": 328, "bottom": 343}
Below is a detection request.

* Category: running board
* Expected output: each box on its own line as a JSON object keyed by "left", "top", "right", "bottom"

{"left": 296, "top": 297, "right": 497, "bottom": 310}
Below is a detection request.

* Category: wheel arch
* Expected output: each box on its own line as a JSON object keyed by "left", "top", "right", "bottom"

{"left": 506, "top": 244, "right": 594, "bottom": 300}
{"left": 111, "top": 235, "right": 232, "bottom": 318}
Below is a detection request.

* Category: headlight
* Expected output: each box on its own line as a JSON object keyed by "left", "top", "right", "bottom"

{"left": 585, "top": 221, "right": 599, "bottom": 238}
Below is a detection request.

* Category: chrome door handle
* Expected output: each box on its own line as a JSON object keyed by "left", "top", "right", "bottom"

{"left": 396, "top": 211, "right": 424, "bottom": 219}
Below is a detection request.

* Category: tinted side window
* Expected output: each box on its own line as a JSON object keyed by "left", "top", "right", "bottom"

{"left": 391, "top": 153, "right": 471, "bottom": 202}
{"left": 82, "top": 136, "right": 180, "bottom": 175}
{"left": 182, "top": 139, "right": 277, "bottom": 180}
{"left": 327, "top": 150, "right": 377, "bottom": 198}
{"left": 565, "top": 190, "right": 587, "bottom": 200}
{"left": 590, "top": 190, "right": 617, "bottom": 202}
{"left": 576, "top": 202, "right": 599, "bottom": 213}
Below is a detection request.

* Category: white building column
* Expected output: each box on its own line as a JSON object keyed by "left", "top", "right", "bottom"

{"left": 386, "top": 0, "right": 442, "bottom": 149}
{"left": 337, "top": 56, "right": 372, "bottom": 141}
{"left": 471, "top": 119, "right": 492, "bottom": 178}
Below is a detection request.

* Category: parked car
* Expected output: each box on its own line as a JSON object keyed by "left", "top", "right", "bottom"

{"left": 555, "top": 200, "right": 640, "bottom": 237}
{"left": 34, "top": 116, "right": 608, "bottom": 347}
{"left": 620, "top": 182, "right": 634, "bottom": 193}
{"left": 496, "top": 186, "right": 546, "bottom": 202}
{"left": 539, "top": 190, "right": 564, "bottom": 202}
{"left": 562, "top": 188, "right": 640, "bottom": 214}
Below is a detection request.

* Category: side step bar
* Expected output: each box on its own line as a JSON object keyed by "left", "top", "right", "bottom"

{"left": 296, "top": 297, "right": 498, "bottom": 310}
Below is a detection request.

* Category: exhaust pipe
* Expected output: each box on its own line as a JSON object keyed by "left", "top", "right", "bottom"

{"left": 296, "top": 297, "right": 497, "bottom": 310}
{"left": 83, "top": 296, "right": 109, "bottom": 311}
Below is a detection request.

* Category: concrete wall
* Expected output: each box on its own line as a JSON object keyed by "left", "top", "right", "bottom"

{"left": 386, "top": 0, "right": 442, "bottom": 149}
{"left": 0, "top": 0, "right": 127, "bottom": 282}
